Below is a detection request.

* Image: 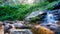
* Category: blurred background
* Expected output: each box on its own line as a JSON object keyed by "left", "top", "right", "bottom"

{"left": 0, "top": 0, "right": 60, "bottom": 34}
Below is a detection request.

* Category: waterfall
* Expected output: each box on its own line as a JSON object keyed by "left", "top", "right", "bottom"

{"left": 45, "top": 11, "right": 56, "bottom": 24}
{"left": 41, "top": 9, "right": 60, "bottom": 26}
{"left": 25, "top": 10, "right": 60, "bottom": 25}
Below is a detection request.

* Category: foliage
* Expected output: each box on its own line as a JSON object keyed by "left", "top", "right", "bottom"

{"left": 0, "top": 0, "right": 59, "bottom": 21}
{"left": 0, "top": 4, "right": 31, "bottom": 21}
{"left": 28, "top": 0, "right": 59, "bottom": 22}
{"left": 46, "top": 1, "right": 59, "bottom": 10}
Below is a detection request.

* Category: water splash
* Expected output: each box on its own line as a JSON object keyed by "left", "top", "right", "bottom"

{"left": 44, "top": 11, "right": 57, "bottom": 24}
{"left": 43, "top": 9, "right": 60, "bottom": 26}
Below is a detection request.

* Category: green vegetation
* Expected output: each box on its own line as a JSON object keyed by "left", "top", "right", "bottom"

{"left": 0, "top": 0, "right": 59, "bottom": 21}
{"left": 0, "top": 4, "right": 31, "bottom": 21}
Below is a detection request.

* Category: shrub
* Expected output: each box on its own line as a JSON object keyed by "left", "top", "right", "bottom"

{"left": 0, "top": 4, "right": 31, "bottom": 21}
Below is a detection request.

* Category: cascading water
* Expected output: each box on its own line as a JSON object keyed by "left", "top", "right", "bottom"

{"left": 41, "top": 10, "right": 60, "bottom": 31}
{"left": 25, "top": 2, "right": 60, "bottom": 34}
{"left": 47, "top": 12, "right": 55, "bottom": 23}
{"left": 43, "top": 11, "right": 58, "bottom": 25}
{"left": 26, "top": 9, "right": 60, "bottom": 24}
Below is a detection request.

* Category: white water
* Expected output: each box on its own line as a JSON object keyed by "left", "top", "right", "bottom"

{"left": 45, "top": 11, "right": 57, "bottom": 24}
